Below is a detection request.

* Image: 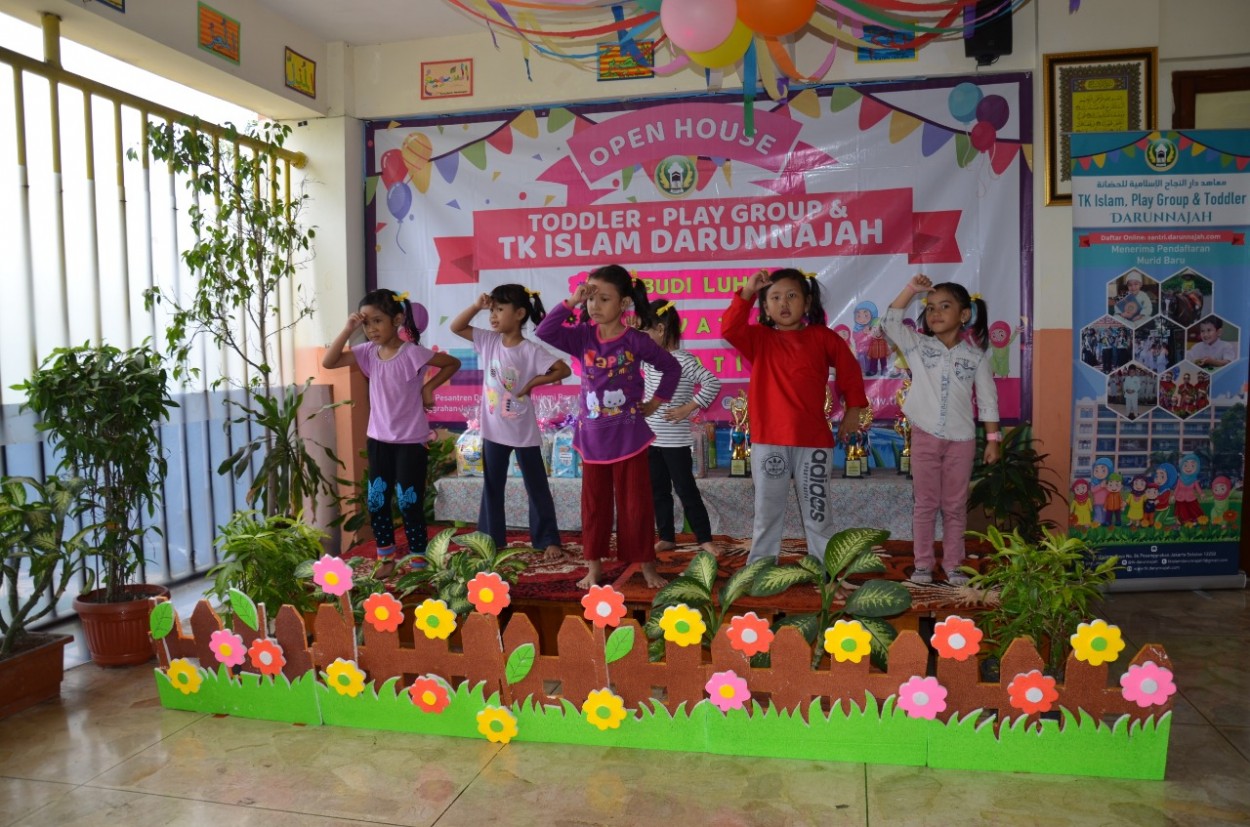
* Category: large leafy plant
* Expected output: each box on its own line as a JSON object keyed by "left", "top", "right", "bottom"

{"left": 0, "top": 476, "right": 95, "bottom": 659}
{"left": 14, "top": 343, "right": 176, "bottom": 603}
{"left": 206, "top": 510, "right": 327, "bottom": 625}
{"left": 968, "top": 423, "right": 1062, "bottom": 543}
{"left": 965, "top": 526, "right": 1119, "bottom": 675}
{"left": 391, "top": 528, "right": 529, "bottom": 616}
{"left": 139, "top": 119, "right": 341, "bottom": 519}
{"left": 644, "top": 552, "right": 773, "bottom": 659}
{"left": 749, "top": 528, "right": 912, "bottom": 668}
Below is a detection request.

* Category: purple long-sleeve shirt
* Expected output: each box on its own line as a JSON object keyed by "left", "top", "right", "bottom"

{"left": 535, "top": 301, "right": 680, "bottom": 463}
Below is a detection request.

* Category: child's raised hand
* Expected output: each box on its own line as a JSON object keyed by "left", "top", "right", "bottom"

{"left": 908, "top": 274, "right": 933, "bottom": 295}
{"left": 343, "top": 312, "right": 365, "bottom": 333}
{"left": 570, "top": 281, "right": 596, "bottom": 306}
{"left": 741, "top": 269, "right": 770, "bottom": 299}
{"left": 475, "top": 293, "right": 492, "bottom": 310}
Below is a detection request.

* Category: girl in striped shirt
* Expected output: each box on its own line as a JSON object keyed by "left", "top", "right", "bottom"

{"left": 641, "top": 300, "right": 723, "bottom": 556}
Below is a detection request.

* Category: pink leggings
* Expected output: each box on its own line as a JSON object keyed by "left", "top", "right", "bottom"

{"left": 910, "top": 427, "right": 976, "bottom": 572}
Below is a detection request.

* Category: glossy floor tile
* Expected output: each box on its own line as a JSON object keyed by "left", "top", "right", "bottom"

{"left": 1, "top": 587, "right": 1247, "bottom": 826}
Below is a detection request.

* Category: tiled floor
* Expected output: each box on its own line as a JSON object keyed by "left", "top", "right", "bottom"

{"left": 1, "top": 588, "right": 1247, "bottom": 826}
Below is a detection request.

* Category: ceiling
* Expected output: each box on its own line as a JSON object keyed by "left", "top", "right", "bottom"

{"left": 253, "top": 0, "right": 493, "bottom": 46}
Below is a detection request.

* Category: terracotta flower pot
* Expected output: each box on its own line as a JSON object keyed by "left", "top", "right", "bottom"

{"left": 0, "top": 633, "right": 74, "bottom": 718}
{"left": 73, "top": 583, "right": 171, "bottom": 667}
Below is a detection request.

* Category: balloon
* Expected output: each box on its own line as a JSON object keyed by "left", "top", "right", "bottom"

{"left": 976, "top": 94, "right": 1010, "bottom": 130}
{"left": 947, "top": 82, "right": 983, "bottom": 124}
{"left": 386, "top": 182, "right": 412, "bottom": 221}
{"left": 736, "top": 0, "right": 816, "bottom": 38}
{"left": 409, "top": 302, "right": 429, "bottom": 333}
{"left": 637, "top": 0, "right": 664, "bottom": 10}
{"left": 661, "top": 0, "right": 736, "bottom": 53}
{"left": 401, "top": 132, "right": 434, "bottom": 194}
{"left": 380, "top": 149, "right": 407, "bottom": 188}
{"left": 970, "top": 121, "right": 997, "bottom": 152}
{"left": 688, "top": 19, "right": 754, "bottom": 68}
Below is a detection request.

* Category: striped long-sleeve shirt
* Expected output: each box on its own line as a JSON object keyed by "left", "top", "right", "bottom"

{"left": 643, "top": 349, "right": 722, "bottom": 448}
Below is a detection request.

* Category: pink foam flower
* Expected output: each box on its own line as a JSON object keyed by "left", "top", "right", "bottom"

{"left": 312, "top": 554, "right": 354, "bottom": 596}
{"left": 208, "top": 629, "right": 246, "bottom": 667}
{"left": 1120, "top": 661, "right": 1177, "bottom": 708}
{"left": 704, "top": 670, "right": 751, "bottom": 712}
{"left": 896, "top": 675, "right": 948, "bottom": 720}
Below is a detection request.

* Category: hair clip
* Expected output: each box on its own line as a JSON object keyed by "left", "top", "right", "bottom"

{"left": 394, "top": 291, "right": 410, "bottom": 302}
{"left": 969, "top": 292, "right": 982, "bottom": 302}
{"left": 524, "top": 287, "right": 540, "bottom": 297}
{"left": 656, "top": 301, "right": 675, "bottom": 317}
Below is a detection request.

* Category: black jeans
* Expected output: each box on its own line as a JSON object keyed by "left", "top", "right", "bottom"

{"left": 649, "top": 445, "right": 713, "bottom": 544}
{"left": 479, "top": 438, "right": 561, "bottom": 549}
{"left": 366, "top": 438, "right": 428, "bottom": 555}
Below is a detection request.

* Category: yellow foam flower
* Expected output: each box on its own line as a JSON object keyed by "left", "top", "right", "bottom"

{"left": 166, "top": 658, "right": 203, "bottom": 695}
{"left": 414, "top": 598, "right": 458, "bottom": 640}
{"left": 582, "top": 688, "right": 628, "bottom": 731}
{"left": 823, "top": 619, "right": 872, "bottom": 663}
{"left": 658, "top": 604, "right": 706, "bottom": 647}
{"left": 325, "top": 658, "right": 367, "bottom": 697}
{"left": 1070, "top": 619, "right": 1125, "bottom": 666}
{"left": 476, "top": 705, "right": 518, "bottom": 744}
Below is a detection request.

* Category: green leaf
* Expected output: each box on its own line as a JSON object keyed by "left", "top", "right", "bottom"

{"left": 149, "top": 601, "right": 174, "bottom": 640}
{"left": 775, "top": 612, "right": 821, "bottom": 645}
{"left": 505, "top": 643, "right": 535, "bottom": 684}
{"left": 859, "top": 616, "right": 898, "bottom": 670}
{"left": 454, "top": 531, "right": 496, "bottom": 558}
{"left": 749, "top": 563, "right": 817, "bottom": 597}
{"left": 605, "top": 626, "right": 635, "bottom": 664}
{"left": 845, "top": 549, "right": 886, "bottom": 576}
{"left": 843, "top": 579, "right": 912, "bottom": 618}
{"left": 651, "top": 575, "right": 712, "bottom": 608}
{"left": 425, "top": 527, "right": 455, "bottom": 569}
{"left": 684, "top": 550, "right": 718, "bottom": 593}
{"left": 229, "top": 588, "right": 260, "bottom": 630}
{"left": 718, "top": 557, "right": 773, "bottom": 611}
{"left": 823, "top": 528, "right": 889, "bottom": 579}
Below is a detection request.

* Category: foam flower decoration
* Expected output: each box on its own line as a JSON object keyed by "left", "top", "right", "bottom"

{"left": 1070, "top": 619, "right": 1126, "bottom": 666}
{"left": 208, "top": 629, "right": 246, "bottom": 668}
{"left": 414, "top": 598, "right": 458, "bottom": 640}
{"left": 247, "top": 638, "right": 286, "bottom": 677}
{"left": 726, "top": 612, "right": 774, "bottom": 656}
{"left": 325, "top": 658, "right": 367, "bottom": 697}
{"left": 581, "top": 584, "right": 628, "bottom": 629}
{"left": 408, "top": 675, "right": 452, "bottom": 713}
{"left": 312, "top": 554, "right": 353, "bottom": 596}
{"left": 658, "top": 604, "right": 706, "bottom": 647}
{"left": 823, "top": 619, "right": 871, "bottom": 663}
{"left": 1007, "top": 670, "right": 1059, "bottom": 714}
{"left": 467, "top": 571, "right": 511, "bottom": 616}
{"left": 1120, "top": 661, "right": 1177, "bottom": 708}
{"left": 704, "top": 670, "right": 751, "bottom": 713}
{"left": 363, "top": 592, "right": 405, "bottom": 633}
{"left": 582, "top": 688, "right": 628, "bottom": 731}
{"left": 166, "top": 659, "right": 203, "bottom": 695}
{"left": 476, "top": 705, "right": 518, "bottom": 744}
{"left": 930, "top": 615, "right": 983, "bottom": 662}
{"left": 897, "top": 676, "right": 948, "bottom": 720}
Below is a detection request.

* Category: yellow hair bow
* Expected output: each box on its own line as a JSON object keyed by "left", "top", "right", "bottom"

{"left": 524, "top": 287, "right": 540, "bottom": 297}
{"left": 970, "top": 292, "right": 982, "bottom": 301}
{"left": 656, "top": 301, "right": 675, "bottom": 316}
{"left": 394, "top": 291, "right": 409, "bottom": 302}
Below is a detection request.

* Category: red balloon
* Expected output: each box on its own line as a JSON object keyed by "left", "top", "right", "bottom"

{"left": 736, "top": 0, "right": 817, "bottom": 38}
{"left": 970, "top": 121, "right": 997, "bottom": 152}
{"left": 380, "top": 149, "right": 407, "bottom": 188}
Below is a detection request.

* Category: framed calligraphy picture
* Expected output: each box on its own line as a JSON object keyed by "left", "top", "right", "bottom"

{"left": 1044, "top": 48, "right": 1157, "bottom": 205}
{"left": 421, "top": 59, "right": 473, "bottom": 100}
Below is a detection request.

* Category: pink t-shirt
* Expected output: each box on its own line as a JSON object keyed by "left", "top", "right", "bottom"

{"left": 473, "top": 328, "right": 557, "bottom": 448}
{"left": 351, "top": 341, "right": 435, "bottom": 444}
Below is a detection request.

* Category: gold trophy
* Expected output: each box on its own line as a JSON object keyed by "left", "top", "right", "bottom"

{"left": 729, "top": 391, "right": 750, "bottom": 477}
{"left": 893, "top": 381, "right": 912, "bottom": 476}
{"left": 857, "top": 408, "right": 874, "bottom": 475}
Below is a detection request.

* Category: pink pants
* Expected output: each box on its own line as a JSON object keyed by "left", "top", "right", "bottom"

{"left": 910, "top": 427, "right": 977, "bottom": 573}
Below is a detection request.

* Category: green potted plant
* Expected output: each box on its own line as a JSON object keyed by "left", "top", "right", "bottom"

{"left": 205, "top": 510, "right": 329, "bottom": 626}
{"left": 967, "top": 423, "right": 1063, "bottom": 542}
{"left": 139, "top": 119, "right": 343, "bottom": 521}
{"left": 14, "top": 342, "right": 177, "bottom": 666}
{"left": 389, "top": 528, "right": 529, "bottom": 616}
{"left": 0, "top": 476, "right": 94, "bottom": 717}
{"left": 964, "top": 526, "right": 1119, "bottom": 676}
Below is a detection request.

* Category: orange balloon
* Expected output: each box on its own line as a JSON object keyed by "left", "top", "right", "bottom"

{"left": 736, "top": 0, "right": 817, "bottom": 38}
{"left": 401, "top": 132, "right": 433, "bottom": 194}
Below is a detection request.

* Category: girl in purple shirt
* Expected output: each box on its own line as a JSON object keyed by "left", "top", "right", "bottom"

{"left": 323, "top": 289, "right": 460, "bottom": 562}
{"left": 536, "top": 265, "right": 680, "bottom": 589}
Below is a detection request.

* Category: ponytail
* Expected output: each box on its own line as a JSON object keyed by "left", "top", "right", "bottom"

{"left": 360, "top": 288, "right": 421, "bottom": 344}
{"left": 581, "top": 264, "right": 655, "bottom": 327}
{"left": 488, "top": 283, "right": 547, "bottom": 327}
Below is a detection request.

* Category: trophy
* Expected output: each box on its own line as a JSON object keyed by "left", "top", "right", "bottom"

{"left": 842, "top": 427, "right": 861, "bottom": 478}
{"left": 728, "top": 391, "right": 750, "bottom": 477}
{"left": 893, "top": 380, "right": 912, "bottom": 476}
{"left": 857, "top": 408, "right": 874, "bottom": 475}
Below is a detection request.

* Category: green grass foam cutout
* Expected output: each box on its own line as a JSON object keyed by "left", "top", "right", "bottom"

{"left": 155, "top": 665, "right": 321, "bottom": 726}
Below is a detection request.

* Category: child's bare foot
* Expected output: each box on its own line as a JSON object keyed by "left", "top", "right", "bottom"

{"left": 698, "top": 541, "right": 722, "bottom": 557}
{"left": 543, "top": 544, "right": 566, "bottom": 562}
{"left": 655, "top": 539, "right": 677, "bottom": 552}
{"left": 641, "top": 562, "right": 667, "bottom": 589}
{"left": 576, "top": 560, "right": 602, "bottom": 590}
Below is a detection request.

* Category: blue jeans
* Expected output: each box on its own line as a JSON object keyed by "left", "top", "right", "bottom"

{"left": 479, "top": 439, "right": 561, "bottom": 550}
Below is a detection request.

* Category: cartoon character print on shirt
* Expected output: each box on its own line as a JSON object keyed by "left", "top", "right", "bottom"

{"left": 485, "top": 358, "right": 527, "bottom": 419}
{"left": 585, "top": 390, "right": 601, "bottom": 419}
{"left": 601, "top": 388, "right": 627, "bottom": 416}
{"left": 918, "top": 343, "right": 943, "bottom": 371}
{"left": 953, "top": 356, "right": 978, "bottom": 381}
